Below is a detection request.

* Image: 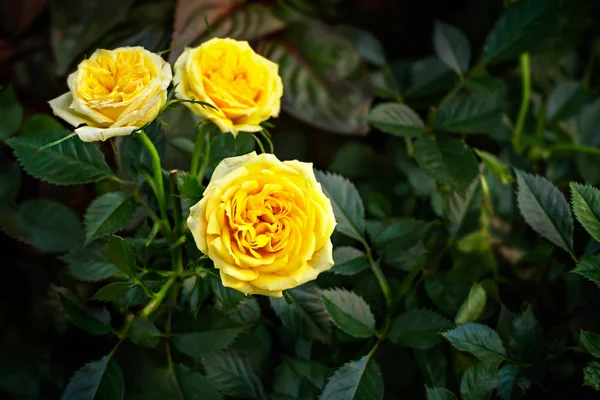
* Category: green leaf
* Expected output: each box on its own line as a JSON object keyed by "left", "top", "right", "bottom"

{"left": 50, "top": 0, "right": 135, "bottom": 74}
{"left": 270, "top": 284, "right": 333, "bottom": 343}
{"left": 460, "top": 362, "right": 498, "bottom": 400}
{"left": 61, "top": 356, "right": 124, "bottom": 400}
{"left": 208, "top": 130, "right": 256, "bottom": 174}
{"left": 188, "top": 277, "right": 211, "bottom": 318}
{"left": 169, "top": 2, "right": 284, "bottom": 64}
{"left": 59, "top": 292, "right": 112, "bottom": 335}
{"left": 570, "top": 183, "right": 600, "bottom": 243}
{"left": 274, "top": 357, "right": 329, "bottom": 397}
{"left": 509, "top": 307, "right": 542, "bottom": 362}
{"left": 425, "top": 276, "right": 469, "bottom": 315}
{"left": 258, "top": 22, "right": 373, "bottom": 134}
{"left": 61, "top": 243, "right": 120, "bottom": 282}
{"left": 7, "top": 130, "right": 113, "bottom": 185}
{"left": 435, "top": 94, "right": 504, "bottom": 134}
{"left": 217, "top": 297, "right": 261, "bottom": 326}
{"left": 416, "top": 347, "right": 447, "bottom": 388}
{"left": 202, "top": 349, "right": 266, "bottom": 399}
{"left": 173, "top": 364, "right": 222, "bottom": 400}
{"left": 321, "top": 289, "right": 376, "bottom": 338}
{"left": 482, "top": 0, "right": 565, "bottom": 64}
{"left": 515, "top": 170, "right": 574, "bottom": 254}
{"left": 433, "top": 21, "right": 470, "bottom": 76}
{"left": 177, "top": 172, "right": 204, "bottom": 205}
{"left": 573, "top": 255, "right": 600, "bottom": 284}
{"left": 338, "top": 25, "right": 386, "bottom": 66}
{"left": 212, "top": 278, "right": 247, "bottom": 309}
{"left": 498, "top": 364, "right": 530, "bottom": 400}
{"left": 20, "top": 115, "right": 64, "bottom": 136}
{"left": 97, "top": 0, "right": 173, "bottom": 53}
{"left": 315, "top": 170, "right": 365, "bottom": 242}
{"left": 584, "top": 361, "right": 600, "bottom": 390}
{"left": 129, "top": 319, "right": 161, "bottom": 348}
{"left": 330, "top": 246, "right": 370, "bottom": 276}
{"left": 92, "top": 282, "right": 132, "bottom": 302}
{"left": 443, "top": 323, "right": 506, "bottom": 362}
{"left": 17, "top": 200, "right": 82, "bottom": 253}
{"left": 367, "top": 218, "right": 431, "bottom": 251}
{"left": 389, "top": 309, "right": 454, "bottom": 349}
{"left": 580, "top": 331, "right": 600, "bottom": 358}
{"left": 455, "top": 283, "right": 487, "bottom": 324}
{"left": 446, "top": 178, "right": 481, "bottom": 237}
{"left": 0, "top": 160, "right": 21, "bottom": 205}
{"left": 0, "top": 85, "right": 23, "bottom": 139}
{"left": 547, "top": 81, "right": 589, "bottom": 122}
{"left": 119, "top": 120, "right": 166, "bottom": 181}
{"left": 84, "top": 192, "right": 136, "bottom": 244}
{"left": 171, "top": 310, "right": 245, "bottom": 357}
{"left": 475, "top": 149, "right": 514, "bottom": 184}
{"left": 426, "top": 387, "right": 457, "bottom": 400}
{"left": 320, "top": 356, "right": 383, "bottom": 400}
{"left": 414, "top": 137, "right": 479, "bottom": 195}
{"left": 367, "top": 103, "right": 425, "bottom": 138}
{"left": 463, "top": 77, "right": 507, "bottom": 98}
{"left": 404, "top": 57, "right": 456, "bottom": 99}
{"left": 107, "top": 236, "right": 136, "bottom": 278}
{"left": 385, "top": 242, "right": 427, "bottom": 272}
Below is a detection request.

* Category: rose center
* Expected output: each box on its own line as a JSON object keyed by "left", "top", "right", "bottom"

{"left": 227, "top": 186, "right": 296, "bottom": 258}
{"left": 201, "top": 47, "right": 263, "bottom": 103}
{"left": 79, "top": 50, "right": 156, "bottom": 104}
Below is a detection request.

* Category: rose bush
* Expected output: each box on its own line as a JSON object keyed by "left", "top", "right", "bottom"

{"left": 187, "top": 152, "right": 336, "bottom": 297}
{"left": 173, "top": 38, "right": 283, "bottom": 135}
{"left": 4, "top": 0, "right": 600, "bottom": 399}
{"left": 48, "top": 47, "right": 172, "bottom": 142}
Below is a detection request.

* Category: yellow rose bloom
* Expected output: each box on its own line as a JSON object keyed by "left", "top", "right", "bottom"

{"left": 49, "top": 47, "right": 172, "bottom": 142}
{"left": 173, "top": 38, "right": 283, "bottom": 136}
{"left": 187, "top": 152, "right": 336, "bottom": 297}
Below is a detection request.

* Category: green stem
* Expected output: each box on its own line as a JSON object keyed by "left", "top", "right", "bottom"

{"left": 190, "top": 126, "right": 205, "bottom": 176}
{"left": 535, "top": 102, "right": 547, "bottom": 138}
{"left": 513, "top": 53, "right": 531, "bottom": 153}
{"left": 138, "top": 130, "right": 171, "bottom": 234}
{"left": 133, "top": 191, "right": 161, "bottom": 226}
{"left": 194, "top": 125, "right": 212, "bottom": 181}
{"left": 110, "top": 313, "right": 135, "bottom": 357}
{"left": 140, "top": 275, "right": 177, "bottom": 319}
{"left": 169, "top": 170, "right": 183, "bottom": 236}
{"left": 363, "top": 242, "right": 392, "bottom": 310}
{"left": 171, "top": 247, "right": 184, "bottom": 275}
{"left": 165, "top": 282, "right": 178, "bottom": 368}
{"left": 404, "top": 137, "right": 414, "bottom": 158}
{"left": 547, "top": 143, "right": 600, "bottom": 156}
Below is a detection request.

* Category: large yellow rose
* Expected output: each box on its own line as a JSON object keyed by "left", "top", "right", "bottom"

{"left": 173, "top": 38, "right": 283, "bottom": 136}
{"left": 187, "top": 152, "right": 336, "bottom": 297}
{"left": 49, "top": 47, "right": 172, "bottom": 142}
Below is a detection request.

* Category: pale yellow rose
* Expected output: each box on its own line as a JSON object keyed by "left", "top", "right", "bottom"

{"left": 187, "top": 152, "right": 336, "bottom": 297}
{"left": 173, "top": 38, "right": 283, "bottom": 136}
{"left": 49, "top": 47, "right": 172, "bottom": 142}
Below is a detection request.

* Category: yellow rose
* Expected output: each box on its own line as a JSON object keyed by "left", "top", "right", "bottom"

{"left": 173, "top": 38, "right": 283, "bottom": 135}
{"left": 49, "top": 47, "right": 172, "bottom": 142}
{"left": 187, "top": 152, "right": 336, "bottom": 297}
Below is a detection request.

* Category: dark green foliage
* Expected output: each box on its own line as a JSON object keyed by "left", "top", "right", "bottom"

{"left": 3, "top": 1, "right": 600, "bottom": 399}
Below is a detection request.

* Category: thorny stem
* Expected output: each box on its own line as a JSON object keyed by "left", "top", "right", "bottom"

{"left": 169, "top": 170, "right": 185, "bottom": 274}
{"left": 513, "top": 53, "right": 531, "bottom": 154}
{"left": 109, "top": 313, "right": 135, "bottom": 357}
{"left": 362, "top": 240, "right": 393, "bottom": 344}
{"left": 138, "top": 130, "right": 171, "bottom": 235}
{"left": 140, "top": 275, "right": 177, "bottom": 319}
{"left": 190, "top": 125, "right": 207, "bottom": 176}
{"left": 195, "top": 126, "right": 212, "bottom": 181}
